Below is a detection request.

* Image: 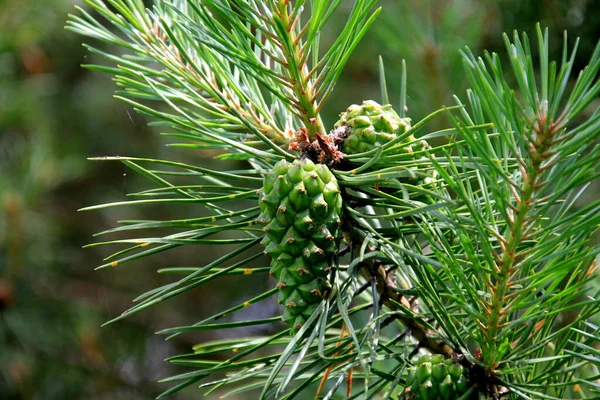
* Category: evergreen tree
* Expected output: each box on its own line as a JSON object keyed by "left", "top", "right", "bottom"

{"left": 68, "top": 1, "right": 600, "bottom": 398}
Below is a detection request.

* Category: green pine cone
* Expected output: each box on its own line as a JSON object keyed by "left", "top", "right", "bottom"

{"left": 335, "top": 100, "right": 440, "bottom": 197}
{"left": 257, "top": 159, "right": 343, "bottom": 334}
{"left": 334, "top": 100, "right": 414, "bottom": 154}
{"left": 405, "top": 355, "right": 472, "bottom": 400}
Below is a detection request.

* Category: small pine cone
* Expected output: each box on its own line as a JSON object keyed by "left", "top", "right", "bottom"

{"left": 334, "top": 100, "right": 412, "bottom": 154}
{"left": 335, "top": 100, "right": 439, "bottom": 196}
{"left": 404, "top": 354, "right": 473, "bottom": 400}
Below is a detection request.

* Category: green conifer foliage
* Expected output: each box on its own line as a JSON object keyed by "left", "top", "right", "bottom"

{"left": 66, "top": 1, "right": 600, "bottom": 398}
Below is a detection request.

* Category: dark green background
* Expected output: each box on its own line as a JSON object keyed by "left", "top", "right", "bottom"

{"left": 1, "top": 0, "right": 598, "bottom": 398}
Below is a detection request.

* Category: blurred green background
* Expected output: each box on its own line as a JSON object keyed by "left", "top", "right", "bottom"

{"left": 1, "top": 0, "right": 598, "bottom": 399}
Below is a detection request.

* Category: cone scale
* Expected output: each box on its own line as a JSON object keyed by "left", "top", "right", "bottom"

{"left": 258, "top": 159, "right": 343, "bottom": 334}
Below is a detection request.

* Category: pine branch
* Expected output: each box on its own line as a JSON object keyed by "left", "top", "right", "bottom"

{"left": 358, "top": 258, "right": 455, "bottom": 358}
{"left": 459, "top": 26, "right": 600, "bottom": 376}
{"left": 67, "top": 0, "right": 379, "bottom": 154}
{"left": 68, "top": 0, "right": 600, "bottom": 396}
{"left": 268, "top": 0, "right": 326, "bottom": 139}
